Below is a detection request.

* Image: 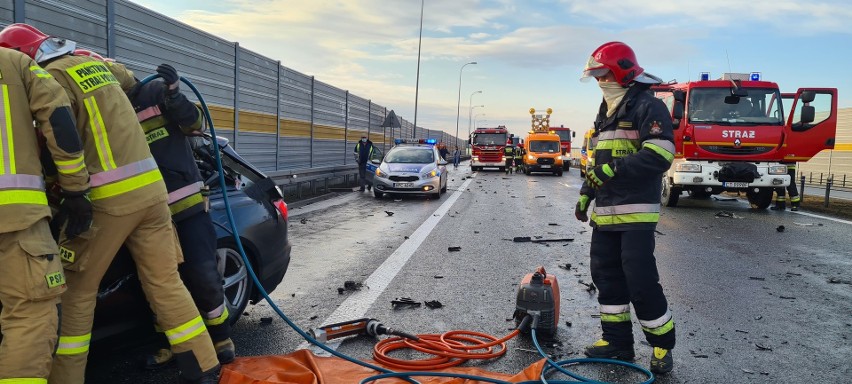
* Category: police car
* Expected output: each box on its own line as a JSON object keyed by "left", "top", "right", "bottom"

{"left": 369, "top": 139, "right": 449, "bottom": 199}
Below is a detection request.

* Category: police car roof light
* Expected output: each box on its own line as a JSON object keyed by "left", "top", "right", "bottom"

{"left": 394, "top": 138, "right": 436, "bottom": 145}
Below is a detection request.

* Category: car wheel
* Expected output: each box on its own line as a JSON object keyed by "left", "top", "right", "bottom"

{"left": 374, "top": 189, "right": 383, "bottom": 198}
{"left": 556, "top": 170, "right": 563, "bottom": 177}
{"left": 217, "top": 245, "right": 254, "bottom": 325}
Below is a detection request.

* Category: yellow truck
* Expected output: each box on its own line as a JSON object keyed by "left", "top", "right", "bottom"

{"left": 580, "top": 128, "right": 594, "bottom": 178}
{"left": 522, "top": 131, "right": 564, "bottom": 176}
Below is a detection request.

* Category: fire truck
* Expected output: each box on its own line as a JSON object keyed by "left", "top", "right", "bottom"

{"left": 470, "top": 125, "right": 509, "bottom": 171}
{"left": 549, "top": 125, "right": 574, "bottom": 171}
{"left": 653, "top": 72, "right": 837, "bottom": 209}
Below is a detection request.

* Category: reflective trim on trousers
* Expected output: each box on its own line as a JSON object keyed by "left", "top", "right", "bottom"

{"left": 591, "top": 212, "right": 660, "bottom": 226}
{"left": 0, "top": 378, "right": 48, "bottom": 383}
{"left": 55, "top": 333, "right": 91, "bottom": 356}
{"left": 601, "top": 312, "right": 631, "bottom": 322}
{"left": 165, "top": 315, "right": 206, "bottom": 346}
{"left": 205, "top": 306, "right": 230, "bottom": 326}
{"left": 639, "top": 309, "right": 673, "bottom": 330}
{"left": 790, "top": 196, "right": 801, "bottom": 202}
{"left": 600, "top": 304, "right": 630, "bottom": 314}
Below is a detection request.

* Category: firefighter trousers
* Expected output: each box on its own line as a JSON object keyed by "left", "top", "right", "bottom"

{"left": 590, "top": 229, "right": 676, "bottom": 350}
{"left": 175, "top": 211, "right": 230, "bottom": 342}
{"left": 775, "top": 168, "right": 800, "bottom": 203}
{"left": 0, "top": 219, "right": 64, "bottom": 381}
{"left": 49, "top": 203, "right": 219, "bottom": 383}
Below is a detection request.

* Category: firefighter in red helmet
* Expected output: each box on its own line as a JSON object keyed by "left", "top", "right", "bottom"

{"left": 0, "top": 23, "right": 220, "bottom": 384}
{"left": 575, "top": 41, "right": 676, "bottom": 374}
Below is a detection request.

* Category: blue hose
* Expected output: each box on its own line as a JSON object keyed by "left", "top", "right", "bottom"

{"left": 139, "top": 74, "right": 656, "bottom": 384}
{"left": 138, "top": 74, "right": 402, "bottom": 381}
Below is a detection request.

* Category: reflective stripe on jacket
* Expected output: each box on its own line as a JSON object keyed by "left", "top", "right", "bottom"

{"left": 581, "top": 84, "right": 675, "bottom": 231}
{"left": 0, "top": 49, "right": 89, "bottom": 233}
{"left": 131, "top": 80, "right": 205, "bottom": 221}
{"left": 46, "top": 55, "right": 166, "bottom": 215}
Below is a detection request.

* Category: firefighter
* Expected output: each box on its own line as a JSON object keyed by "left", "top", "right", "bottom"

{"left": 575, "top": 41, "right": 677, "bottom": 374}
{"left": 0, "top": 23, "right": 220, "bottom": 383}
{"left": 0, "top": 46, "right": 91, "bottom": 383}
{"left": 354, "top": 135, "right": 375, "bottom": 191}
{"left": 514, "top": 144, "right": 524, "bottom": 173}
{"left": 771, "top": 161, "right": 801, "bottom": 211}
{"left": 503, "top": 144, "right": 515, "bottom": 174}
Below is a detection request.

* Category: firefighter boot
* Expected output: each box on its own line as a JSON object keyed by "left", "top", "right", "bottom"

{"left": 583, "top": 339, "right": 635, "bottom": 361}
{"left": 790, "top": 200, "right": 800, "bottom": 211}
{"left": 214, "top": 338, "right": 236, "bottom": 364}
{"left": 178, "top": 364, "right": 220, "bottom": 384}
{"left": 145, "top": 348, "right": 175, "bottom": 370}
{"left": 770, "top": 201, "right": 786, "bottom": 211}
{"left": 650, "top": 347, "right": 674, "bottom": 374}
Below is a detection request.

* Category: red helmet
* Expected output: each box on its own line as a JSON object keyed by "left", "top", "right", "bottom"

{"left": 0, "top": 23, "right": 75, "bottom": 63}
{"left": 74, "top": 49, "right": 105, "bottom": 61}
{"left": 581, "top": 41, "right": 660, "bottom": 86}
{"left": 0, "top": 23, "right": 49, "bottom": 59}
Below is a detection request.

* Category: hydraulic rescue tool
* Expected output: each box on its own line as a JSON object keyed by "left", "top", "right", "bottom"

{"left": 513, "top": 266, "right": 560, "bottom": 338}
{"left": 310, "top": 318, "right": 418, "bottom": 343}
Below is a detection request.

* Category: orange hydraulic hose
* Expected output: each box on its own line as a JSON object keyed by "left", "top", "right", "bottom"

{"left": 373, "top": 329, "right": 521, "bottom": 370}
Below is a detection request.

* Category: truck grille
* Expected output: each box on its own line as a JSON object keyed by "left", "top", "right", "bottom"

{"left": 701, "top": 145, "right": 773, "bottom": 156}
{"left": 389, "top": 176, "right": 419, "bottom": 182}
{"left": 537, "top": 158, "right": 555, "bottom": 165}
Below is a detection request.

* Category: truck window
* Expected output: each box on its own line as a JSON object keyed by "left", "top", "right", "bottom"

{"left": 529, "top": 140, "right": 560, "bottom": 153}
{"left": 554, "top": 130, "right": 572, "bottom": 141}
{"left": 472, "top": 133, "right": 507, "bottom": 145}
{"left": 689, "top": 88, "right": 783, "bottom": 125}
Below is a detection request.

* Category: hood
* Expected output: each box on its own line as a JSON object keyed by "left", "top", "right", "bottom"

{"left": 692, "top": 124, "right": 783, "bottom": 146}
{"left": 386, "top": 163, "right": 429, "bottom": 173}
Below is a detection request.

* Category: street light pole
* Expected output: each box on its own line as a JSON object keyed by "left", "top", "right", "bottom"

{"left": 474, "top": 113, "right": 485, "bottom": 129}
{"left": 412, "top": 0, "right": 424, "bottom": 138}
{"left": 467, "top": 90, "right": 482, "bottom": 143}
{"left": 454, "top": 61, "right": 477, "bottom": 147}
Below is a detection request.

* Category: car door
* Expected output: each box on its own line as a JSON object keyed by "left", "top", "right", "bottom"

{"left": 365, "top": 146, "right": 383, "bottom": 185}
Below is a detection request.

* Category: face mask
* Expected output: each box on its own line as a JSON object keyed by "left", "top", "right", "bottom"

{"left": 599, "top": 81, "right": 628, "bottom": 117}
{"left": 361, "top": 139, "right": 367, "bottom": 143}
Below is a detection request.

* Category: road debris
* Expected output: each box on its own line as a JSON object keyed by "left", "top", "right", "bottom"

{"left": 713, "top": 197, "right": 737, "bottom": 202}
{"left": 309, "top": 315, "right": 318, "bottom": 320}
{"left": 391, "top": 297, "right": 421, "bottom": 308}
{"left": 558, "top": 263, "right": 572, "bottom": 271}
{"left": 776, "top": 225, "right": 785, "bottom": 232}
{"left": 424, "top": 300, "right": 443, "bottom": 309}
{"left": 434, "top": 275, "right": 444, "bottom": 279}
{"left": 715, "top": 211, "right": 743, "bottom": 219}
{"left": 338, "top": 281, "right": 364, "bottom": 294}
{"left": 300, "top": 217, "right": 308, "bottom": 224}
{"left": 260, "top": 317, "right": 273, "bottom": 324}
{"left": 448, "top": 246, "right": 462, "bottom": 252}
{"left": 385, "top": 211, "right": 394, "bottom": 216}
{"left": 654, "top": 230, "right": 665, "bottom": 235}
{"left": 513, "top": 236, "right": 574, "bottom": 243}
{"left": 578, "top": 280, "right": 597, "bottom": 292}
{"left": 779, "top": 296, "right": 796, "bottom": 300}
{"left": 749, "top": 276, "right": 766, "bottom": 281}
{"left": 755, "top": 343, "right": 773, "bottom": 351}
{"left": 829, "top": 277, "right": 851, "bottom": 285}
{"left": 548, "top": 223, "right": 559, "bottom": 226}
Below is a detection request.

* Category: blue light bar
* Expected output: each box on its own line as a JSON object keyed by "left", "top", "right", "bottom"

{"left": 700, "top": 72, "right": 710, "bottom": 81}
{"left": 424, "top": 139, "right": 437, "bottom": 144}
{"left": 394, "top": 138, "right": 437, "bottom": 145}
{"left": 750, "top": 72, "right": 761, "bottom": 81}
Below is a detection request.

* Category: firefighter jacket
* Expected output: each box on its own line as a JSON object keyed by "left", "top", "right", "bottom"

{"left": 0, "top": 48, "right": 90, "bottom": 233}
{"left": 131, "top": 80, "right": 206, "bottom": 222}
{"left": 503, "top": 146, "right": 515, "bottom": 159}
{"left": 580, "top": 84, "right": 676, "bottom": 231}
{"left": 44, "top": 54, "right": 167, "bottom": 215}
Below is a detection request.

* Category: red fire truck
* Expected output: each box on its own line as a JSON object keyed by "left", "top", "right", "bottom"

{"left": 470, "top": 125, "right": 509, "bottom": 171}
{"left": 549, "top": 125, "right": 574, "bottom": 171}
{"left": 653, "top": 72, "right": 837, "bottom": 209}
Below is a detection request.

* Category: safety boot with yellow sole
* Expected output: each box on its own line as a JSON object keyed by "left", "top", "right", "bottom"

{"left": 583, "top": 339, "right": 635, "bottom": 361}
{"left": 144, "top": 348, "right": 174, "bottom": 370}
{"left": 650, "top": 347, "right": 674, "bottom": 374}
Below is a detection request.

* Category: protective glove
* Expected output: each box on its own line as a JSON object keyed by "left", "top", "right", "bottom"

{"left": 57, "top": 190, "right": 93, "bottom": 240}
{"left": 156, "top": 63, "right": 180, "bottom": 96}
{"left": 575, "top": 194, "right": 591, "bottom": 222}
{"left": 587, "top": 163, "right": 615, "bottom": 189}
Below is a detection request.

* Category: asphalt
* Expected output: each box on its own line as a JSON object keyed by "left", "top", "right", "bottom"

{"left": 86, "top": 162, "right": 852, "bottom": 383}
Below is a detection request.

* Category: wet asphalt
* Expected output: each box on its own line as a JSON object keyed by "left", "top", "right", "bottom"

{"left": 86, "top": 162, "right": 851, "bottom": 383}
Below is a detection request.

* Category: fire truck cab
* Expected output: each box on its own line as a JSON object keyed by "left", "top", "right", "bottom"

{"left": 654, "top": 72, "right": 837, "bottom": 209}
{"left": 470, "top": 126, "right": 509, "bottom": 172}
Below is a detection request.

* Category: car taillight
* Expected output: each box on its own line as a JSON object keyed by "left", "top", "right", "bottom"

{"left": 273, "top": 199, "right": 288, "bottom": 221}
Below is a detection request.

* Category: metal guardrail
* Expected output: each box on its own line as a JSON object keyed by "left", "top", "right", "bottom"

{"left": 268, "top": 165, "right": 359, "bottom": 198}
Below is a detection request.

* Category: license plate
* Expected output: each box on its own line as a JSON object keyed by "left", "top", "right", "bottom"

{"left": 723, "top": 182, "right": 749, "bottom": 188}
{"left": 541, "top": 165, "right": 551, "bottom": 169}
{"left": 395, "top": 183, "right": 414, "bottom": 188}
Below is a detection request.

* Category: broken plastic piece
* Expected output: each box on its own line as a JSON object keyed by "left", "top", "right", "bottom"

{"left": 448, "top": 246, "right": 462, "bottom": 252}
{"left": 424, "top": 300, "right": 443, "bottom": 309}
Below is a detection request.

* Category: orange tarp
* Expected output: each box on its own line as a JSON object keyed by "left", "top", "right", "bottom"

{"left": 220, "top": 349, "right": 547, "bottom": 384}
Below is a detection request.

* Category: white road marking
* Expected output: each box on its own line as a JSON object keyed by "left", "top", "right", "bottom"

{"left": 300, "top": 175, "right": 477, "bottom": 352}
{"left": 791, "top": 210, "right": 852, "bottom": 225}
{"left": 561, "top": 182, "right": 579, "bottom": 190}
{"left": 289, "top": 193, "right": 361, "bottom": 217}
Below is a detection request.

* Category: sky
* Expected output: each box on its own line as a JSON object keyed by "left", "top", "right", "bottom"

{"left": 135, "top": 0, "right": 852, "bottom": 140}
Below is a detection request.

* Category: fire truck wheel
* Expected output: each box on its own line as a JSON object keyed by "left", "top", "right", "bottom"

{"left": 661, "top": 176, "right": 681, "bottom": 207}
{"left": 746, "top": 188, "right": 773, "bottom": 209}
